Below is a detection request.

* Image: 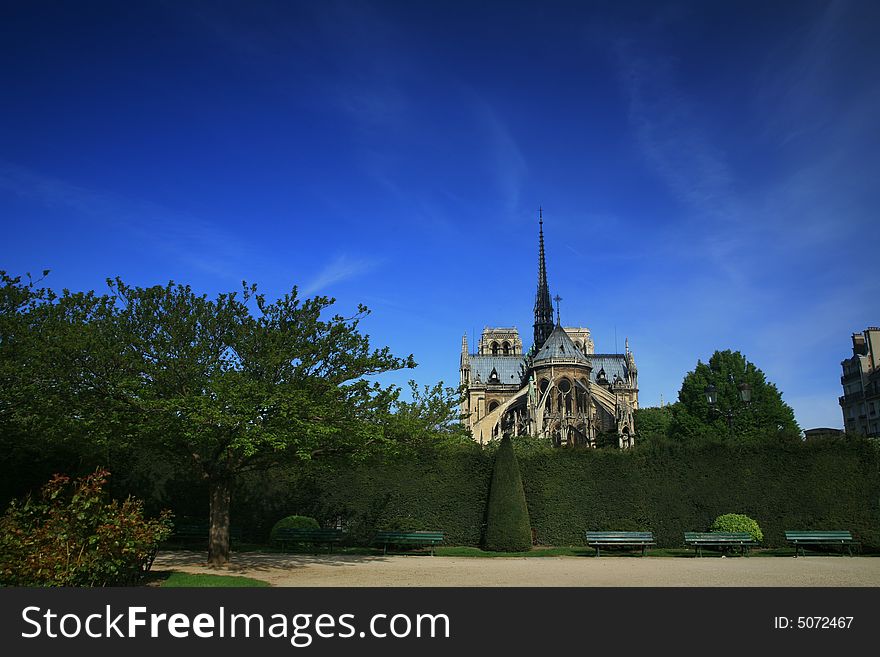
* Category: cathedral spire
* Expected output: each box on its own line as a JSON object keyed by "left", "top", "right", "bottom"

{"left": 533, "top": 208, "right": 555, "bottom": 349}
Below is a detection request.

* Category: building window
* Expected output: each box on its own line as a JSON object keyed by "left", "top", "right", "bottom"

{"left": 491, "top": 341, "right": 499, "bottom": 356}
{"left": 502, "top": 341, "right": 510, "bottom": 356}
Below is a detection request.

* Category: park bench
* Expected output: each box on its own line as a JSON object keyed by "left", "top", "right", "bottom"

{"left": 785, "top": 531, "right": 858, "bottom": 557}
{"left": 274, "top": 527, "right": 345, "bottom": 553}
{"left": 585, "top": 531, "right": 655, "bottom": 557}
{"left": 684, "top": 532, "right": 756, "bottom": 557}
{"left": 171, "top": 521, "right": 242, "bottom": 545}
{"left": 373, "top": 530, "right": 444, "bottom": 556}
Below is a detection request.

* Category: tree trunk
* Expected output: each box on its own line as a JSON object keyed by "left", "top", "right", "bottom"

{"left": 207, "top": 477, "right": 231, "bottom": 565}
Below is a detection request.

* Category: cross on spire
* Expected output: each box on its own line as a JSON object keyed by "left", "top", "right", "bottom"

{"left": 553, "top": 294, "right": 562, "bottom": 325}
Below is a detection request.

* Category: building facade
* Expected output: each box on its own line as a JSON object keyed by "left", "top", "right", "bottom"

{"left": 839, "top": 327, "right": 880, "bottom": 438}
{"left": 459, "top": 212, "right": 639, "bottom": 448}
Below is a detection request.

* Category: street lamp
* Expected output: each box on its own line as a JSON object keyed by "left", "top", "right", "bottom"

{"left": 705, "top": 383, "right": 717, "bottom": 406}
{"left": 705, "top": 380, "right": 752, "bottom": 433}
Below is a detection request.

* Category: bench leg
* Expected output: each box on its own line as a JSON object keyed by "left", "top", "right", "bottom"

{"left": 595, "top": 546, "right": 600, "bottom": 558}
{"left": 642, "top": 545, "right": 647, "bottom": 557}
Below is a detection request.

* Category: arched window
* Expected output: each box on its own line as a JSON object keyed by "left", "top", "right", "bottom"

{"left": 577, "top": 378, "right": 589, "bottom": 413}
{"left": 558, "top": 378, "right": 572, "bottom": 414}
{"left": 502, "top": 341, "right": 510, "bottom": 356}
{"left": 491, "top": 341, "right": 499, "bottom": 356}
{"left": 488, "top": 401, "right": 500, "bottom": 413}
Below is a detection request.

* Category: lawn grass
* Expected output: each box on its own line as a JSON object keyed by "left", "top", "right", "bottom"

{"left": 157, "top": 572, "right": 270, "bottom": 587}
{"left": 434, "top": 546, "right": 812, "bottom": 558}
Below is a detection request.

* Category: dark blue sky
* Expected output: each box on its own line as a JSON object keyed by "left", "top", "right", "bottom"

{"left": 2, "top": 1, "right": 878, "bottom": 429}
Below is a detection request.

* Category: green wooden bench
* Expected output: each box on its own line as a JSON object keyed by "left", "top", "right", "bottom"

{"left": 274, "top": 528, "right": 345, "bottom": 553}
{"left": 684, "top": 532, "right": 756, "bottom": 557}
{"left": 585, "top": 531, "right": 655, "bottom": 557}
{"left": 171, "top": 522, "right": 242, "bottom": 545}
{"left": 785, "top": 531, "right": 858, "bottom": 557}
{"left": 373, "top": 531, "right": 444, "bottom": 556}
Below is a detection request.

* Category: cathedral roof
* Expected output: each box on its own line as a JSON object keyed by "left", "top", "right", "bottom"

{"left": 468, "top": 355, "right": 525, "bottom": 386}
{"left": 533, "top": 325, "right": 591, "bottom": 365}
{"left": 589, "top": 354, "right": 630, "bottom": 384}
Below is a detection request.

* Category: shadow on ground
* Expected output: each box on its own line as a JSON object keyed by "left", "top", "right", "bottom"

{"left": 154, "top": 550, "right": 393, "bottom": 573}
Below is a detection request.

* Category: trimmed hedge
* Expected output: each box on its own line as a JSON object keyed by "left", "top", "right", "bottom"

{"left": 484, "top": 436, "right": 532, "bottom": 551}
{"left": 234, "top": 443, "right": 492, "bottom": 546}
{"left": 231, "top": 438, "right": 880, "bottom": 551}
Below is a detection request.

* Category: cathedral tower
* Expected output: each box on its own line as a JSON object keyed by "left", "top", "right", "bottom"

{"left": 533, "top": 209, "right": 555, "bottom": 350}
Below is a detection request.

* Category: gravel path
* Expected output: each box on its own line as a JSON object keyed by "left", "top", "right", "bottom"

{"left": 153, "top": 550, "right": 880, "bottom": 587}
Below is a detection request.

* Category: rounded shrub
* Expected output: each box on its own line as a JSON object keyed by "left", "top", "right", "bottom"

{"left": 710, "top": 513, "right": 763, "bottom": 542}
{"left": 270, "top": 515, "right": 319, "bottom": 541}
{"left": 483, "top": 435, "right": 532, "bottom": 552}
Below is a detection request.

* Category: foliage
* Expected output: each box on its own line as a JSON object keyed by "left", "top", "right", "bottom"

{"left": 269, "top": 514, "right": 319, "bottom": 541}
{"left": 670, "top": 350, "right": 800, "bottom": 443}
{"left": 160, "top": 572, "right": 270, "bottom": 587}
{"left": 0, "top": 469, "right": 172, "bottom": 587}
{"left": 230, "top": 438, "right": 880, "bottom": 552}
{"left": 381, "top": 380, "right": 472, "bottom": 449}
{"left": 710, "top": 513, "right": 764, "bottom": 542}
{"left": 483, "top": 436, "right": 532, "bottom": 551}
{"left": 0, "top": 274, "right": 415, "bottom": 564}
{"left": 234, "top": 442, "right": 490, "bottom": 545}
{"left": 634, "top": 405, "right": 676, "bottom": 443}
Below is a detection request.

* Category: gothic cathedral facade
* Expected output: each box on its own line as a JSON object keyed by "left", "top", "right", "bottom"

{"left": 459, "top": 212, "right": 639, "bottom": 448}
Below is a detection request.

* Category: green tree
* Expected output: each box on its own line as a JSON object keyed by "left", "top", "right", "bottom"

{"left": 634, "top": 405, "right": 676, "bottom": 443}
{"left": 670, "top": 350, "right": 800, "bottom": 443}
{"left": 2, "top": 276, "right": 415, "bottom": 565}
{"left": 381, "top": 380, "right": 471, "bottom": 448}
{"left": 0, "top": 272, "right": 109, "bottom": 503}
{"left": 483, "top": 435, "right": 532, "bottom": 551}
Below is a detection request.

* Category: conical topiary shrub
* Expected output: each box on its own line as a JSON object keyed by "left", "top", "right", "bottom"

{"left": 483, "top": 435, "right": 532, "bottom": 551}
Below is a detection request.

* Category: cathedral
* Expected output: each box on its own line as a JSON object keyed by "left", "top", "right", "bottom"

{"left": 459, "top": 211, "right": 639, "bottom": 448}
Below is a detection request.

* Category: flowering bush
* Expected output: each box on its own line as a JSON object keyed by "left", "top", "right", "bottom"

{"left": 0, "top": 469, "right": 172, "bottom": 587}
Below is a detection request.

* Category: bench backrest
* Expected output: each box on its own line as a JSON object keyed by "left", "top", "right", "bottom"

{"left": 785, "top": 531, "right": 852, "bottom": 541}
{"left": 173, "top": 523, "right": 242, "bottom": 539}
{"left": 375, "top": 531, "right": 444, "bottom": 541}
{"left": 586, "top": 532, "right": 654, "bottom": 541}
{"left": 685, "top": 532, "right": 753, "bottom": 542}
{"left": 275, "top": 528, "right": 343, "bottom": 539}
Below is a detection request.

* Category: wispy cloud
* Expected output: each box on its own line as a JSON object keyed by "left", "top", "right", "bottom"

{"left": 609, "top": 36, "right": 754, "bottom": 290}
{"left": 0, "top": 160, "right": 254, "bottom": 279}
{"left": 616, "top": 46, "right": 737, "bottom": 222}
{"left": 300, "top": 254, "right": 380, "bottom": 297}
{"left": 475, "top": 100, "right": 528, "bottom": 216}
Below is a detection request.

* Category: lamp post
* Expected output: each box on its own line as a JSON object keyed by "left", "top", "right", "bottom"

{"left": 705, "top": 380, "right": 752, "bottom": 435}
